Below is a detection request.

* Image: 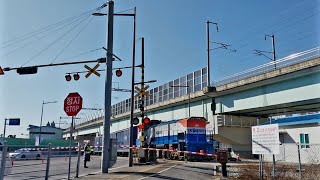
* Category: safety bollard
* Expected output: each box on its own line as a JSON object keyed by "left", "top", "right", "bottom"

{"left": 45, "top": 144, "right": 52, "bottom": 180}
{"left": 75, "top": 144, "right": 81, "bottom": 178}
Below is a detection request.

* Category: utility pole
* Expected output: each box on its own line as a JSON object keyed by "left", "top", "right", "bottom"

{"left": 254, "top": 34, "right": 276, "bottom": 69}
{"left": 267, "top": 34, "right": 277, "bottom": 69}
{"left": 129, "top": 7, "right": 136, "bottom": 167}
{"left": 206, "top": 21, "right": 210, "bottom": 86}
{"left": 206, "top": 20, "right": 218, "bottom": 87}
{"left": 102, "top": 0, "right": 114, "bottom": 173}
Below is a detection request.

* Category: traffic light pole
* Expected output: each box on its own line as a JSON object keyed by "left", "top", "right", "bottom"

{"left": 102, "top": 0, "right": 114, "bottom": 173}
{"left": 129, "top": 7, "right": 136, "bottom": 167}
{"left": 141, "top": 37, "right": 145, "bottom": 141}
{"left": 67, "top": 116, "right": 74, "bottom": 180}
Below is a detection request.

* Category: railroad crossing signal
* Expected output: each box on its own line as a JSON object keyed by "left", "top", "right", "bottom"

{"left": 134, "top": 85, "right": 150, "bottom": 98}
{"left": 84, "top": 64, "right": 100, "bottom": 78}
{"left": 132, "top": 117, "right": 139, "bottom": 125}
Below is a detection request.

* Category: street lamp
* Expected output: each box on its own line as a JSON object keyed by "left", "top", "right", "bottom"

{"left": 39, "top": 100, "right": 57, "bottom": 144}
{"left": 171, "top": 84, "right": 190, "bottom": 117}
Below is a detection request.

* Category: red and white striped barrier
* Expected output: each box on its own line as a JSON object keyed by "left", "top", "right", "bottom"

{"left": 24, "top": 145, "right": 216, "bottom": 157}
{"left": 137, "top": 147, "right": 216, "bottom": 157}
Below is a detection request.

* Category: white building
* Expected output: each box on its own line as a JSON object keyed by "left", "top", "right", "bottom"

{"left": 263, "top": 113, "right": 320, "bottom": 164}
{"left": 28, "top": 121, "right": 64, "bottom": 141}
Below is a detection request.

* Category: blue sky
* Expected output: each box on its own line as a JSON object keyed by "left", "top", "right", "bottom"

{"left": 0, "top": 0, "right": 319, "bottom": 137}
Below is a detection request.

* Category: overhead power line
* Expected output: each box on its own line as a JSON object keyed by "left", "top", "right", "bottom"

{"left": 3, "top": 14, "right": 92, "bottom": 58}
{"left": 50, "top": 14, "right": 97, "bottom": 64}
{"left": 1, "top": 7, "right": 101, "bottom": 49}
{"left": 21, "top": 14, "right": 93, "bottom": 67}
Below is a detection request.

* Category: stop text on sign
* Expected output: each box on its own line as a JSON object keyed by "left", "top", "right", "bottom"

{"left": 64, "top": 92, "right": 83, "bottom": 116}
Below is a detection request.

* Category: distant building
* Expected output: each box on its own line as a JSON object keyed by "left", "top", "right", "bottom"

{"left": 28, "top": 121, "right": 64, "bottom": 141}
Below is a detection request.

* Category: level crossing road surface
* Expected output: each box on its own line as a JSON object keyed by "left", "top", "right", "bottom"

{"left": 77, "top": 159, "right": 218, "bottom": 180}
{"left": 4, "top": 156, "right": 128, "bottom": 180}
{"left": 135, "top": 161, "right": 216, "bottom": 180}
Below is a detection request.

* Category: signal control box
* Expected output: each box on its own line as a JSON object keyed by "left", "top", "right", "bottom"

{"left": 217, "top": 149, "right": 228, "bottom": 164}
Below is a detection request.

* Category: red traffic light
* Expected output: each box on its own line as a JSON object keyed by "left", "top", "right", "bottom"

{"left": 143, "top": 117, "right": 150, "bottom": 125}
{"left": 115, "top": 69, "right": 122, "bottom": 77}
{"left": 73, "top": 73, "right": 80, "bottom": 81}
{"left": 138, "top": 124, "right": 145, "bottom": 129}
{"left": 65, "top": 74, "right": 72, "bottom": 81}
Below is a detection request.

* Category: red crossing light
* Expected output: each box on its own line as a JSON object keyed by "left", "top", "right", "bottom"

{"left": 73, "top": 73, "right": 80, "bottom": 81}
{"left": 65, "top": 74, "right": 72, "bottom": 81}
{"left": 138, "top": 124, "right": 145, "bottom": 129}
{"left": 143, "top": 117, "right": 150, "bottom": 125}
{"left": 115, "top": 69, "right": 122, "bottom": 77}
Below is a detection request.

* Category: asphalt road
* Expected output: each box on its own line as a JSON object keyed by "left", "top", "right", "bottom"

{"left": 4, "top": 156, "right": 129, "bottom": 180}
{"left": 138, "top": 161, "right": 216, "bottom": 180}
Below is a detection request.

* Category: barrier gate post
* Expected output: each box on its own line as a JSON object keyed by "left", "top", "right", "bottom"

{"left": 45, "top": 144, "right": 52, "bottom": 180}
{"left": 0, "top": 143, "right": 7, "bottom": 180}
{"left": 76, "top": 143, "right": 81, "bottom": 178}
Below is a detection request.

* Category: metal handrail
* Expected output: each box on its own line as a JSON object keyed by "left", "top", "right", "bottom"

{"left": 212, "top": 47, "right": 320, "bottom": 86}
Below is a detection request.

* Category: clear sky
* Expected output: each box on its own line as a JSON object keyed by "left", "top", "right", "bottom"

{"left": 0, "top": 0, "right": 319, "bottom": 137}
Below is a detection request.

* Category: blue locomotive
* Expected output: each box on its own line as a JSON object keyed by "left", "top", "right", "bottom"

{"left": 145, "top": 117, "right": 217, "bottom": 161}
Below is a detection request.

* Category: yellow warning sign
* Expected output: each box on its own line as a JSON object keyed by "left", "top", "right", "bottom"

{"left": 84, "top": 64, "right": 100, "bottom": 78}
{"left": 134, "top": 85, "right": 150, "bottom": 98}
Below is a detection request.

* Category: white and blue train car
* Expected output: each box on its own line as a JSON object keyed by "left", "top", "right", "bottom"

{"left": 145, "top": 117, "right": 216, "bottom": 161}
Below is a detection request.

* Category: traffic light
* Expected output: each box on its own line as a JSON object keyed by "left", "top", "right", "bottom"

{"left": 73, "top": 73, "right": 80, "bottom": 81}
{"left": 115, "top": 69, "right": 122, "bottom": 77}
{"left": 65, "top": 74, "right": 72, "bottom": 81}
{"left": 139, "top": 103, "right": 144, "bottom": 112}
{"left": 143, "top": 117, "right": 150, "bottom": 126}
{"left": 211, "top": 98, "right": 216, "bottom": 114}
{"left": 132, "top": 117, "right": 139, "bottom": 125}
{"left": 17, "top": 67, "right": 38, "bottom": 75}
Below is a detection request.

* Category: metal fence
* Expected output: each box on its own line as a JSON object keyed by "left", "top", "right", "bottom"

{"left": 221, "top": 143, "right": 320, "bottom": 179}
{"left": 212, "top": 46, "right": 320, "bottom": 87}
{"left": 0, "top": 143, "right": 100, "bottom": 180}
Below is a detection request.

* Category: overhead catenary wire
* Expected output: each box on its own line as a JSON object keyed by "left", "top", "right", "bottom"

{"left": 222, "top": 1, "right": 318, "bottom": 55}
{"left": 20, "top": 13, "right": 94, "bottom": 67}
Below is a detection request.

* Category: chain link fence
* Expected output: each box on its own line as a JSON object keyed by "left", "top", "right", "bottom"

{"left": 215, "top": 143, "right": 320, "bottom": 179}
{"left": 0, "top": 143, "right": 101, "bottom": 180}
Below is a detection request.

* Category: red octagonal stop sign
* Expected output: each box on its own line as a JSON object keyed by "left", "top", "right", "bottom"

{"left": 64, "top": 92, "right": 83, "bottom": 116}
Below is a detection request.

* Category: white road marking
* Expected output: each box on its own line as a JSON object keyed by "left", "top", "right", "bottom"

{"left": 138, "top": 164, "right": 177, "bottom": 180}
{"left": 76, "top": 165, "right": 128, "bottom": 178}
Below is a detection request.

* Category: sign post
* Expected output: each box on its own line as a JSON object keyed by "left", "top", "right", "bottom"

{"left": 64, "top": 92, "right": 82, "bottom": 180}
{"left": 252, "top": 124, "right": 279, "bottom": 179}
{"left": 3, "top": 118, "right": 20, "bottom": 138}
